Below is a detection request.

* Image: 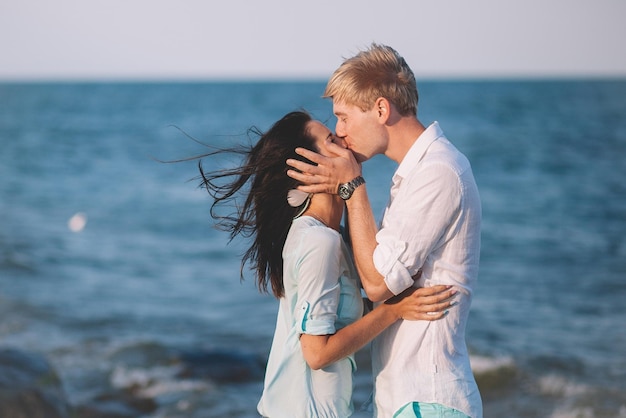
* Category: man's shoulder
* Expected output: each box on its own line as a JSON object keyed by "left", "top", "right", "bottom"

{"left": 420, "top": 137, "right": 471, "bottom": 173}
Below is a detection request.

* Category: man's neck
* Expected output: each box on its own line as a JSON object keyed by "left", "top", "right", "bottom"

{"left": 384, "top": 117, "right": 426, "bottom": 164}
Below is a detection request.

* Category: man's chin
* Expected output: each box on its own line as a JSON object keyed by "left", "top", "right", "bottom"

{"left": 347, "top": 147, "right": 371, "bottom": 163}
{"left": 353, "top": 152, "right": 369, "bottom": 163}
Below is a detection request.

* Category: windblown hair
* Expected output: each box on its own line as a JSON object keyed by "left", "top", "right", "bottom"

{"left": 198, "top": 111, "right": 316, "bottom": 298}
{"left": 323, "top": 43, "right": 419, "bottom": 116}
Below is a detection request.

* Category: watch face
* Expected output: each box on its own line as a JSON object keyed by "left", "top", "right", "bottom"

{"left": 338, "top": 184, "right": 352, "bottom": 200}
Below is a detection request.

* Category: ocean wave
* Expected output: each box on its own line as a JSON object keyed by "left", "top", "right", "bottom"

{"left": 471, "top": 354, "right": 517, "bottom": 392}
{"left": 110, "top": 364, "right": 211, "bottom": 398}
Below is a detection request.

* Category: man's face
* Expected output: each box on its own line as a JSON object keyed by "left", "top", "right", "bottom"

{"left": 332, "top": 100, "right": 383, "bottom": 163}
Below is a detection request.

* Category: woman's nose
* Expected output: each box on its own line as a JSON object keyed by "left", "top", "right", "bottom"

{"left": 332, "top": 135, "right": 348, "bottom": 149}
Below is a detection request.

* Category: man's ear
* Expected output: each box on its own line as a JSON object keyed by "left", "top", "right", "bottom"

{"left": 375, "top": 97, "right": 391, "bottom": 123}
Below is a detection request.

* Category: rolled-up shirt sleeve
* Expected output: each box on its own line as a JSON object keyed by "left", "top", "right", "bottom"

{"left": 293, "top": 226, "right": 342, "bottom": 335}
{"left": 373, "top": 238, "right": 414, "bottom": 295}
{"left": 373, "top": 161, "right": 462, "bottom": 295}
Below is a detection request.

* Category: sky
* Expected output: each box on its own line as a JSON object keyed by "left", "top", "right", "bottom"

{"left": 1, "top": 0, "right": 625, "bottom": 81}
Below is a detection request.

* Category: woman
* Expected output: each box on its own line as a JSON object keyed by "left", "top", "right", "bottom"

{"left": 198, "top": 111, "right": 454, "bottom": 418}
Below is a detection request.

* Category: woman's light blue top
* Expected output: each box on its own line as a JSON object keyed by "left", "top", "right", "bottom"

{"left": 257, "top": 216, "right": 363, "bottom": 418}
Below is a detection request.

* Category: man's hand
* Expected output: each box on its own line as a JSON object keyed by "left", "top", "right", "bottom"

{"left": 286, "top": 137, "right": 362, "bottom": 194}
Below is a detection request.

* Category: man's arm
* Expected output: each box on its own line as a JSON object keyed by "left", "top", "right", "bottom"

{"left": 343, "top": 185, "right": 394, "bottom": 301}
{"left": 286, "top": 139, "right": 393, "bottom": 301}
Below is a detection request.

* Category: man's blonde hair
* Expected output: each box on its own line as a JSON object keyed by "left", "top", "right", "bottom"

{"left": 323, "top": 43, "right": 418, "bottom": 116}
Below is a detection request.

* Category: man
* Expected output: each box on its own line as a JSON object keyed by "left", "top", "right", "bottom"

{"left": 286, "top": 43, "right": 483, "bottom": 418}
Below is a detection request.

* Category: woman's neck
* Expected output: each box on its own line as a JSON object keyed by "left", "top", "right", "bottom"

{"left": 303, "top": 194, "right": 343, "bottom": 231}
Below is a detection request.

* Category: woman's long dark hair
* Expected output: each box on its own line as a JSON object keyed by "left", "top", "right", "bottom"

{"left": 198, "top": 111, "right": 316, "bottom": 298}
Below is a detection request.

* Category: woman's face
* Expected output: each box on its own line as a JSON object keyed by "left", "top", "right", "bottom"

{"left": 306, "top": 120, "right": 346, "bottom": 157}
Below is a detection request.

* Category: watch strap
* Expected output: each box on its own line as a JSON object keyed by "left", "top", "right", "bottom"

{"left": 349, "top": 175, "right": 365, "bottom": 189}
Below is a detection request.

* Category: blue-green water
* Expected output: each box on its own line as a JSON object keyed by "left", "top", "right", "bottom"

{"left": 1, "top": 80, "right": 625, "bottom": 417}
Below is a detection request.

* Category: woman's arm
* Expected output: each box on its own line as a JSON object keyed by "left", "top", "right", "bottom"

{"left": 299, "top": 285, "right": 455, "bottom": 370}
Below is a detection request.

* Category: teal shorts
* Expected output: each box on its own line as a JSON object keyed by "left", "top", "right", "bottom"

{"left": 393, "top": 402, "right": 470, "bottom": 418}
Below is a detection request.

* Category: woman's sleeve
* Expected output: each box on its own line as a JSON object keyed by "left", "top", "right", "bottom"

{"left": 293, "top": 227, "right": 342, "bottom": 336}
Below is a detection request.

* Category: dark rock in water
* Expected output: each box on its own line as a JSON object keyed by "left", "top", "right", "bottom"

{"left": 106, "top": 342, "right": 266, "bottom": 385}
{"left": 175, "top": 349, "right": 266, "bottom": 383}
{"left": 0, "top": 348, "right": 71, "bottom": 418}
{"left": 107, "top": 341, "right": 173, "bottom": 368}
{"left": 73, "top": 392, "right": 158, "bottom": 418}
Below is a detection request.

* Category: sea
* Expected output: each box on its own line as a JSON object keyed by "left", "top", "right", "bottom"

{"left": 1, "top": 79, "right": 625, "bottom": 418}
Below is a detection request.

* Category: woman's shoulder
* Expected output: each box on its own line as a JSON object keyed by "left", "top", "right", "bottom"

{"left": 288, "top": 217, "right": 342, "bottom": 249}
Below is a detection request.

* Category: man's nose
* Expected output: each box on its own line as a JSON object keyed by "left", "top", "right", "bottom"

{"left": 335, "top": 121, "right": 346, "bottom": 138}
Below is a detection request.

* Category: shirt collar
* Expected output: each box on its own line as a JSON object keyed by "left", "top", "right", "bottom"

{"left": 394, "top": 121, "right": 444, "bottom": 181}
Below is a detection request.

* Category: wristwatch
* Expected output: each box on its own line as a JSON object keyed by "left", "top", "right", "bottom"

{"left": 337, "top": 176, "right": 365, "bottom": 200}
